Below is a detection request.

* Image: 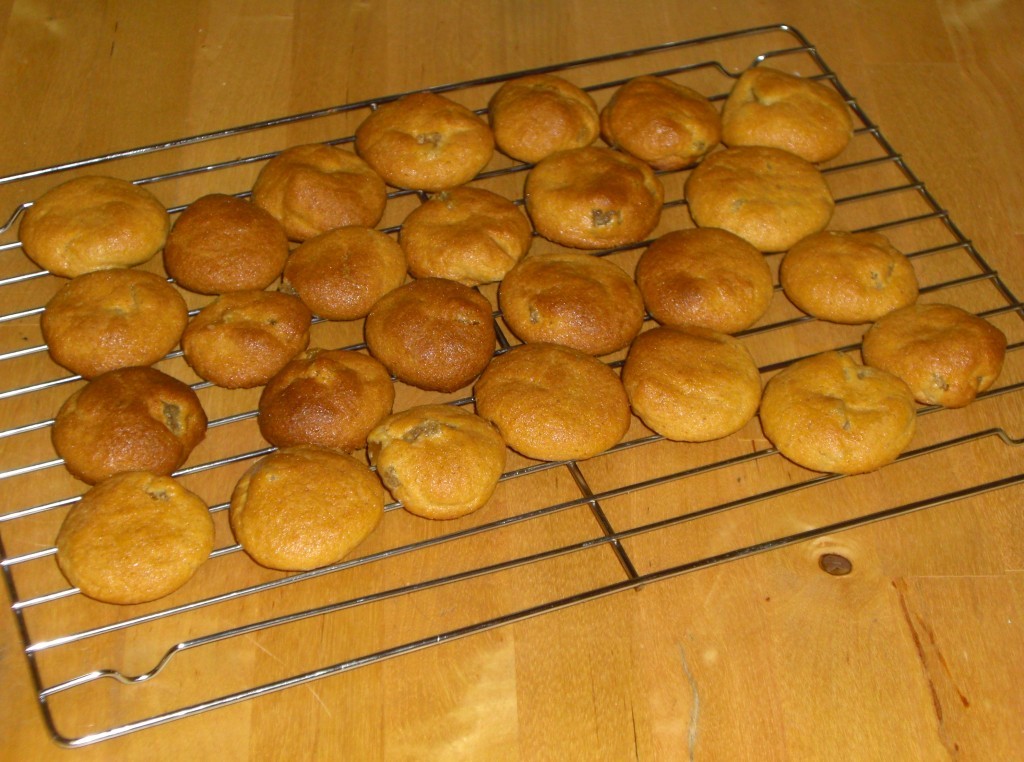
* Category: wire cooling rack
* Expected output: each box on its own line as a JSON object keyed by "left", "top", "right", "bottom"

{"left": 1, "top": 24, "right": 1022, "bottom": 747}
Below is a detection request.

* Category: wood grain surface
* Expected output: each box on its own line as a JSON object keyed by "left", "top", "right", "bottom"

{"left": 1, "top": 2, "right": 1022, "bottom": 760}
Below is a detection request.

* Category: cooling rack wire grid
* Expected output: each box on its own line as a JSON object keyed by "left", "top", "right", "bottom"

{"left": 0, "top": 23, "right": 1021, "bottom": 747}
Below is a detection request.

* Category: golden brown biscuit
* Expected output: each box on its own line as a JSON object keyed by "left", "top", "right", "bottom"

{"left": 20, "top": 175, "right": 169, "bottom": 278}
{"left": 355, "top": 91, "right": 495, "bottom": 191}
{"left": 635, "top": 227, "right": 774, "bottom": 334}
{"left": 684, "top": 146, "right": 834, "bottom": 252}
{"left": 229, "top": 445, "right": 384, "bottom": 571}
{"left": 861, "top": 303, "right": 1007, "bottom": 407}
{"left": 600, "top": 75, "right": 721, "bottom": 170}
{"left": 251, "top": 143, "right": 388, "bottom": 241}
{"left": 487, "top": 73, "right": 600, "bottom": 164}
{"left": 163, "top": 193, "right": 290, "bottom": 294}
{"left": 780, "top": 230, "right": 919, "bottom": 324}
{"left": 759, "top": 351, "right": 917, "bottom": 474}
{"left": 474, "top": 342, "right": 631, "bottom": 461}
{"left": 364, "top": 278, "right": 496, "bottom": 392}
{"left": 284, "top": 226, "right": 407, "bottom": 320}
{"left": 258, "top": 348, "right": 395, "bottom": 452}
{"left": 52, "top": 366, "right": 208, "bottom": 485}
{"left": 498, "top": 251, "right": 644, "bottom": 356}
{"left": 622, "top": 326, "right": 762, "bottom": 442}
{"left": 721, "top": 66, "right": 854, "bottom": 163}
{"left": 42, "top": 268, "right": 188, "bottom": 379}
{"left": 367, "top": 404, "right": 507, "bottom": 520}
{"left": 399, "top": 187, "right": 533, "bottom": 286}
{"left": 181, "top": 290, "right": 312, "bottom": 389}
{"left": 56, "top": 471, "right": 214, "bottom": 604}
{"left": 524, "top": 146, "right": 664, "bottom": 249}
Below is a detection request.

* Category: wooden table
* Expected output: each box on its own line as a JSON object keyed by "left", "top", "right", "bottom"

{"left": 2, "top": 2, "right": 1022, "bottom": 759}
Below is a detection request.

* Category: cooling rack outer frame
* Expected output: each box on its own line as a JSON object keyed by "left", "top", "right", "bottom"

{"left": 1, "top": 22, "right": 1022, "bottom": 748}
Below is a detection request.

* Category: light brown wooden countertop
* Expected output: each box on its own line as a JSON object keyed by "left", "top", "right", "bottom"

{"left": 1, "top": 2, "right": 1022, "bottom": 759}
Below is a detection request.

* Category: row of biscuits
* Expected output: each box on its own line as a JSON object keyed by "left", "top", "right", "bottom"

{"left": 21, "top": 67, "right": 1006, "bottom": 606}
{"left": 20, "top": 65, "right": 851, "bottom": 281}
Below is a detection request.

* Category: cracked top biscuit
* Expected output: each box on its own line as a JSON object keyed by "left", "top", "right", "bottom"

{"left": 759, "top": 351, "right": 917, "bottom": 474}
{"left": 721, "top": 66, "right": 853, "bottom": 164}
{"left": 525, "top": 146, "right": 664, "bottom": 249}
{"left": 355, "top": 92, "right": 494, "bottom": 192}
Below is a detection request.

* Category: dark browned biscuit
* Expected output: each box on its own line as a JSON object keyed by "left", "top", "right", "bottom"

{"left": 42, "top": 268, "right": 188, "bottom": 379}
{"left": 474, "top": 342, "right": 631, "bottom": 461}
{"left": 635, "top": 227, "right": 774, "bottom": 334}
{"left": 258, "top": 348, "right": 395, "bottom": 452}
{"left": 684, "top": 146, "right": 834, "bottom": 252}
{"left": 759, "top": 351, "right": 917, "bottom": 474}
{"left": 355, "top": 92, "right": 495, "bottom": 191}
{"left": 622, "top": 325, "right": 762, "bottom": 442}
{"left": 364, "top": 278, "right": 496, "bottom": 392}
{"left": 861, "top": 303, "right": 1007, "bottom": 407}
{"left": 163, "top": 193, "right": 290, "bottom": 294}
{"left": 780, "top": 230, "right": 919, "bottom": 324}
{"left": 524, "top": 146, "right": 664, "bottom": 250}
{"left": 251, "top": 143, "right": 388, "bottom": 241}
{"left": 52, "top": 366, "right": 208, "bottom": 485}
{"left": 721, "top": 66, "right": 854, "bottom": 163}
{"left": 399, "top": 187, "right": 533, "bottom": 286}
{"left": 498, "top": 251, "right": 644, "bottom": 356}
{"left": 229, "top": 445, "right": 384, "bottom": 571}
{"left": 487, "top": 73, "right": 600, "bottom": 164}
{"left": 284, "top": 226, "right": 407, "bottom": 320}
{"left": 20, "top": 175, "right": 169, "bottom": 278}
{"left": 367, "top": 404, "right": 507, "bottom": 520}
{"left": 181, "top": 290, "right": 312, "bottom": 389}
{"left": 56, "top": 472, "right": 214, "bottom": 604}
{"left": 600, "top": 75, "right": 721, "bottom": 170}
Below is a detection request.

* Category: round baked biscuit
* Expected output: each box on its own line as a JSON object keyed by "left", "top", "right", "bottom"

{"left": 42, "top": 268, "right": 188, "bottom": 379}
{"left": 284, "top": 226, "right": 407, "bottom": 320}
{"left": 684, "top": 146, "right": 834, "bottom": 252}
{"left": 258, "top": 348, "right": 395, "bottom": 452}
{"left": 355, "top": 91, "right": 494, "bottom": 192}
{"left": 600, "top": 75, "right": 721, "bottom": 170}
{"left": 364, "top": 278, "right": 496, "bottom": 392}
{"left": 251, "top": 143, "right": 388, "bottom": 241}
{"left": 20, "top": 176, "right": 169, "bottom": 278}
{"left": 399, "top": 187, "right": 533, "bottom": 286}
{"left": 780, "top": 230, "right": 918, "bottom": 324}
{"left": 367, "top": 404, "right": 507, "bottom": 520}
{"left": 721, "top": 66, "right": 854, "bottom": 164}
{"left": 498, "top": 251, "right": 644, "bottom": 356}
{"left": 56, "top": 472, "right": 214, "bottom": 604}
{"left": 635, "top": 227, "right": 774, "bottom": 334}
{"left": 759, "top": 351, "right": 917, "bottom": 474}
{"left": 487, "top": 73, "right": 600, "bottom": 164}
{"left": 524, "top": 146, "right": 664, "bottom": 249}
{"left": 229, "top": 445, "right": 384, "bottom": 571}
{"left": 52, "top": 366, "right": 208, "bottom": 485}
{"left": 163, "top": 194, "right": 289, "bottom": 294}
{"left": 622, "top": 326, "right": 762, "bottom": 442}
{"left": 861, "top": 303, "right": 1007, "bottom": 408}
{"left": 181, "top": 290, "right": 312, "bottom": 389}
{"left": 474, "top": 342, "right": 631, "bottom": 461}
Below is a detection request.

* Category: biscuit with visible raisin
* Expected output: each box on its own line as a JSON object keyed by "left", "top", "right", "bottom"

{"left": 367, "top": 404, "right": 506, "bottom": 520}
{"left": 861, "top": 303, "right": 1006, "bottom": 407}
{"left": 56, "top": 472, "right": 214, "bottom": 604}
{"left": 524, "top": 146, "right": 664, "bottom": 250}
